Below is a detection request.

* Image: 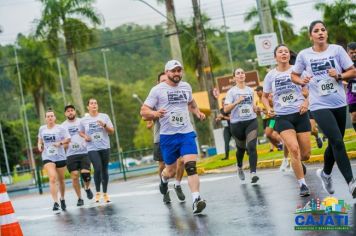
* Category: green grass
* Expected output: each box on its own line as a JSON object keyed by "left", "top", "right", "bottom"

{"left": 198, "top": 129, "right": 356, "bottom": 171}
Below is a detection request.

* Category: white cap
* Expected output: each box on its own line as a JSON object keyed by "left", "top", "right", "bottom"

{"left": 164, "top": 60, "right": 183, "bottom": 71}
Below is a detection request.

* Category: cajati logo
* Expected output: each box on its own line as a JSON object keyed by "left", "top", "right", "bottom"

{"left": 294, "top": 197, "right": 352, "bottom": 231}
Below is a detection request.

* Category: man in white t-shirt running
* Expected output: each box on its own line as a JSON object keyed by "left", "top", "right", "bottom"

{"left": 141, "top": 60, "right": 206, "bottom": 214}
{"left": 62, "top": 105, "right": 94, "bottom": 206}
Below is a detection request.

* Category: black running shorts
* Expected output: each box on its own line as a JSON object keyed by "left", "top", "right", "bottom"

{"left": 349, "top": 103, "right": 356, "bottom": 113}
{"left": 66, "top": 154, "right": 91, "bottom": 172}
{"left": 275, "top": 112, "right": 311, "bottom": 134}
{"left": 43, "top": 159, "right": 67, "bottom": 168}
{"left": 153, "top": 142, "right": 163, "bottom": 162}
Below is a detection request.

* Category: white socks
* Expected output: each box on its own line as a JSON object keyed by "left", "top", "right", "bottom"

{"left": 298, "top": 178, "right": 307, "bottom": 187}
{"left": 175, "top": 180, "right": 181, "bottom": 187}
{"left": 192, "top": 192, "right": 200, "bottom": 202}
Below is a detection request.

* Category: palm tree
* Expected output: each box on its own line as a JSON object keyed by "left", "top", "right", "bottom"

{"left": 315, "top": 0, "right": 356, "bottom": 48}
{"left": 14, "top": 35, "right": 58, "bottom": 124}
{"left": 35, "top": 0, "right": 102, "bottom": 115}
{"left": 244, "top": 0, "right": 295, "bottom": 44}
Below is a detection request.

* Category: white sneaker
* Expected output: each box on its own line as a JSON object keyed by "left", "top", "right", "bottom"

{"left": 279, "top": 158, "right": 289, "bottom": 172}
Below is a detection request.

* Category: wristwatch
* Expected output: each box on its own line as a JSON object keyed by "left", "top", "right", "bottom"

{"left": 337, "top": 74, "right": 343, "bottom": 81}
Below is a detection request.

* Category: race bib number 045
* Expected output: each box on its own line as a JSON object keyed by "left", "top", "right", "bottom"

{"left": 279, "top": 91, "right": 297, "bottom": 107}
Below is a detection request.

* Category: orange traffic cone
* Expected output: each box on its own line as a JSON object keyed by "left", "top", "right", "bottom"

{"left": 0, "top": 183, "right": 23, "bottom": 236}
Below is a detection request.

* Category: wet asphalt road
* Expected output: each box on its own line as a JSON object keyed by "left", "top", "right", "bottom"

{"left": 11, "top": 161, "right": 356, "bottom": 236}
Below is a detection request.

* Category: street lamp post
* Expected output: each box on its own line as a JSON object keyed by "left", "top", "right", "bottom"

{"left": 220, "top": 0, "right": 234, "bottom": 72}
{"left": 0, "top": 122, "right": 11, "bottom": 183}
{"left": 14, "top": 46, "right": 38, "bottom": 187}
{"left": 101, "top": 49, "right": 127, "bottom": 181}
{"left": 132, "top": 93, "right": 144, "bottom": 105}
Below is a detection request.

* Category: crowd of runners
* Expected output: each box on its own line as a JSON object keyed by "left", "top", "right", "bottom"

{"left": 37, "top": 20, "right": 356, "bottom": 215}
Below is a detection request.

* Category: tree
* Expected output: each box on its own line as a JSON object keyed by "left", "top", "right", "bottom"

{"left": 133, "top": 119, "right": 153, "bottom": 149}
{"left": 35, "top": 0, "right": 102, "bottom": 115}
{"left": 244, "top": 0, "right": 295, "bottom": 44}
{"left": 13, "top": 35, "right": 58, "bottom": 124}
{"left": 0, "top": 121, "right": 22, "bottom": 173}
{"left": 315, "top": 0, "right": 356, "bottom": 48}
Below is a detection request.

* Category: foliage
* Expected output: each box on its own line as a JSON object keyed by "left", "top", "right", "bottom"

{"left": 133, "top": 119, "right": 154, "bottom": 149}
{"left": 0, "top": 121, "right": 22, "bottom": 173}
{"left": 314, "top": 0, "right": 356, "bottom": 48}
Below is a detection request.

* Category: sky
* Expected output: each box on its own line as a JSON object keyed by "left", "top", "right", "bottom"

{"left": 0, "top": 0, "right": 331, "bottom": 45}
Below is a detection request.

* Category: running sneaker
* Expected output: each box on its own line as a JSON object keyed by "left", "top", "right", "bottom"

{"left": 277, "top": 143, "right": 283, "bottom": 151}
{"left": 299, "top": 184, "right": 310, "bottom": 197}
{"left": 53, "top": 202, "right": 60, "bottom": 213}
{"left": 279, "top": 158, "right": 289, "bottom": 172}
{"left": 237, "top": 167, "right": 245, "bottom": 180}
{"left": 251, "top": 173, "right": 259, "bottom": 184}
{"left": 159, "top": 180, "right": 168, "bottom": 195}
{"left": 60, "top": 199, "right": 66, "bottom": 211}
{"left": 174, "top": 185, "right": 186, "bottom": 201}
{"left": 103, "top": 193, "right": 111, "bottom": 203}
{"left": 95, "top": 192, "right": 101, "bottom": 203}
{"left": 316, "top": 169, "right": 334, "bottom": 194}
{"left": 163, "top": 191, "right": 171, "bottom": 204}
{"left": 85, "top": 188, "right": 94, "bottom": 200}
{"left": 348, "top": 179, "right": 356, "bottom": 199}
{"left": 316, "top": 137, "right": 323, "bottom": 149}
{"left": 77, "top": 198, "right": 84, "bottom": 206}
{"left": 302, "top": 162, "right": 307, "bottom": 175}
{"left": 192, "top": 197, "right": 206, "bottom": 214}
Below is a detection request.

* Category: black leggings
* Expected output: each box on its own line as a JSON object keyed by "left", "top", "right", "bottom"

{"left": 223, "top": 127, "right": 232, "bottom": 159}
{"left": 230, "top": 119, "right": 258, "bottom": 173}
{"left": 88, "top": 149, "right": 110, "bottom": 193}
{"left": 312, "top": 106, "right": 353, "bottom": 184}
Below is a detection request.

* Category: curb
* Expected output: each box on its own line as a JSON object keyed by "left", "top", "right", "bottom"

{"left": 202, "top": 151, "right": 356, "bottom": 175}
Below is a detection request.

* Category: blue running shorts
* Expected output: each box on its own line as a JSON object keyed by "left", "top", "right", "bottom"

{"left": 160, "top": 132, "right": 198, "bottom": 165}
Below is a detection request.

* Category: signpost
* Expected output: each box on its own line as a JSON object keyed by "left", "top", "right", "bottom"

{"left": 254, "top": 33, "right": 278, "bottom": 67}
{"left": 216, "top": 71, "right": 260, "bottom": 94}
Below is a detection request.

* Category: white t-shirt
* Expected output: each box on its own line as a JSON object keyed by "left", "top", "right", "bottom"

{"left": 293, "top": 44, "right": 353, "bottom": 111}
{"left": 225, "top": 86, "right": 257, "bottom": 123}
{"left": 62, "top": 118, "right": 87, "bottom": 157}
{"left": 79, "top": 113, "right": 113, "bottom": 151}
{"left": 263, "top": 67, "right": 305, "bottom": 115}
{"left": 37, "top": 124, "right": 70, "bottom": 162}
{"left": 144, "top": 81, "right": 194, "bottom": 135}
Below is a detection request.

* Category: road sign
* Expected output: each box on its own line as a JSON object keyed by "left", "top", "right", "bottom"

{"left": 254, "top": 33, "right": 278, "bottom": 66}
{"left": 216, "top": 71, "right": 260, "bottom": 93}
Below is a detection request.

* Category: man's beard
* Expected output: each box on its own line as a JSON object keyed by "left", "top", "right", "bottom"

{"left": 67, "top": 115, "right": 76, "bottom": 121}
{"left": 168, "top": 75, "right": 182, "bottom": 84}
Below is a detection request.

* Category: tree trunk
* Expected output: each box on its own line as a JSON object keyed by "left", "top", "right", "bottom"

{"left": 67, "top": 54, "right": 85, "bottom": 116}
{"left": 33, "top": 86, "right": 45, "bottom": 125}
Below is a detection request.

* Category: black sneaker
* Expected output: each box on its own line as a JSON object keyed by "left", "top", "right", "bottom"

{"left": 174, "top": 185, "right": 186, "bottom": 201}
{"left": 316, "top": 137, "right": 323, "bottom": 149}
{"left": 300, "top": 184, "right": 310, "bottom": 197}
{"left": 85, "top": 188, "right": 94, "bottom": 200}
{"left": 163, "top": 191, "right": 171, "bottom": 204}
{"left": 192, "top": 197, "right": 206, "bottom": 214}
{"left": 159, "top": 180, "right": 168, "bottom": 195}
{"left": 60, "top": 199, "right": 66, "bottom": 211}
{"left": 77, "top": 198, "right": 84, "bottom": 206}
{"left": 53, "top": 202, "right": 60, "bottom": 213}
{"left": 302, "top": 162, "right": 307, "bottom": 175}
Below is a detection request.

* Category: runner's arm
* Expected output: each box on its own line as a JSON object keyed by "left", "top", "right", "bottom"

{"left": 37, "top": 138, "right": 43, "bottom": 152}
{"left": 262, "top": 92, "right": 274, "bottom": 116}
{"left": 140, "top": 104, "right": 166, "bottom": 121}
{"left": 188, "top": 99, "right": 205, "bottom": 120}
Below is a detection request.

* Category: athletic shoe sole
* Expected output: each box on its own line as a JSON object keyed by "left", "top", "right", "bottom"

{"left": 251, "top": 176, "right": 259, "bottom": 184}
{"left": 300, "top": 191, "right": 310, "bottom": 197}
{"left": 316, "top": 169, "right": 334, "bottom": 194}
{"left": 193, "top": 201, "right": 206, "bottom": 214}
